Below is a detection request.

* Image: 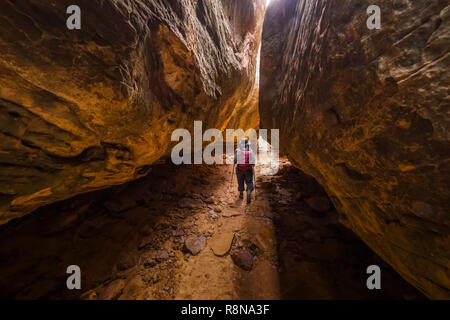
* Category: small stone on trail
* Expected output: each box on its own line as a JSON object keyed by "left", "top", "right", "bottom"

{"left": 210, "top": 232, "right": 234, "bottom": 256}
{"left": 156, "top": 250, "right": 169, "bottom": 262}
{"left": 184, "top": 236, "right": 207, "bottom": 255}
{"left": 231, "top": 249, "right": 254, "bottom": 271}
{"left": 209, "top": 210, "right": 218, "bottom": 220}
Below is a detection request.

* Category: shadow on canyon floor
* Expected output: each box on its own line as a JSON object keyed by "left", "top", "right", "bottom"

{"left": 0, "top": 155, "right": 425, "bottom": 299}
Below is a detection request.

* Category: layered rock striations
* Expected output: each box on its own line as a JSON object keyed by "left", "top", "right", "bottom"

{"left": 0, "top": 0, "right": 265, "bottom": 223}
{"left": 260, "top": 0, "right": 449, "bottom": 298}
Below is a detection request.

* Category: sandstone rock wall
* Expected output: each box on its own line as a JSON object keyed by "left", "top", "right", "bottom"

{"left": 260, "top": 0, "right": 449, "bottom": 298}
{"left": 224, "top": 52, "right": 261, "bottom": 131}
{"left": 0, "top": 0, "right": 265, "bottom": 224}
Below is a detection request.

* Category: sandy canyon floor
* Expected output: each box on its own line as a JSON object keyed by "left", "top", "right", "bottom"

{"left": 0, "top": 154, "right": 424, "bottom": 299}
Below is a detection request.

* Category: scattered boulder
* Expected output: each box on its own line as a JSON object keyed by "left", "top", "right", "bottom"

{"left": 155, "top": 250, "right": 169, "bottom": 262}
{"left": 231, "top": 249, "right": 254, "bottom": 271}
{"left": 306, "top": 196, "right": 331, "bottom": 213}
{"left": 184, "top": 236, "right": 207, "bottom": 256}
{"left": 209, "top": 210, "right": 218, "bottom": 220}
{"left": 210, "top": 232, "right": 235, "bottom": 256}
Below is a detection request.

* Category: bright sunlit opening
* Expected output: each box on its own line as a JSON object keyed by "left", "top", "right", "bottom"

{"left": 266, "top": 0, "right": 272, "bottom": 6}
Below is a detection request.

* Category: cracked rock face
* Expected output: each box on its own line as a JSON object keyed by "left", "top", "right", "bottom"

{"left": 260, "top": 0, "right": 449, "bottom": 298}
{"left": 0, "top": 0, "right": 265, "bottom": 223}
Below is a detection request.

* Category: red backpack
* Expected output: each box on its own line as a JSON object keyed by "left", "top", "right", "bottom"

{"left": 237, "top": 151, "right": 251, "bottom": 171}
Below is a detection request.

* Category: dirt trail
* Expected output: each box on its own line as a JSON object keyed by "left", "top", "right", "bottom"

{"left": 0, "top": 154, "right": 424, "bottom": 299}
{"left": 173, "top": 155, "right": 281, "bottom": 300}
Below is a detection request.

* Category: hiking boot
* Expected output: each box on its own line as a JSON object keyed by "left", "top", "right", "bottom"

{"left": 239, "top": 191, "right": 244, "bottom": 199}
{"left": 247, "top": 191, "right": 252, "bottom": 203}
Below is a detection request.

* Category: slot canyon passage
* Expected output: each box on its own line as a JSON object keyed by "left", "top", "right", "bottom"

{"left": 0, "top": 0, "right": 448, "bottom": 300}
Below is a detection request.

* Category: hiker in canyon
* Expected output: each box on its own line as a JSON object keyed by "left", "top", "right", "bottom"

{"left": 234, "top": 138, "right": 256, "bottom": 203}
{"left": 0, "top": 0, "right": 447, "bottom": 302}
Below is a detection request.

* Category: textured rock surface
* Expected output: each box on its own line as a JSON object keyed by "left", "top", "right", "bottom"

{"left": 209, "top": 232, "right": 234, "bottom": 256}
{"left": 0, "top": 0, "right": 265, "bottom": 224}
{"left": 184, "top": 236, "right": 207, "bottom": 256}
{"left": 225, "top": 51, "right": 261, "bottom": 131}
{"left": 260, "top": 0, "right": 449, "bottom": 298}
{"left": 231, "top": 248, "right": 254, "bottom": 271}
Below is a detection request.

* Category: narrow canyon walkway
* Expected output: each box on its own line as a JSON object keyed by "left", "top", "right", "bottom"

{"left": 0, "top": 153, "right": 424, "bottom": 299}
